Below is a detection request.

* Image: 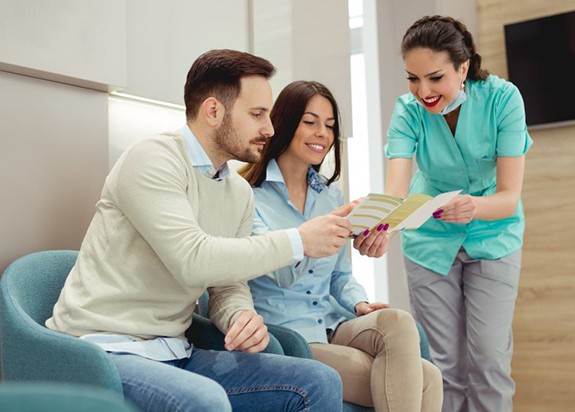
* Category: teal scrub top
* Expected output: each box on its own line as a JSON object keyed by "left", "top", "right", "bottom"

{"left": 385, "top": 75, "right": 533, "bottom": 276}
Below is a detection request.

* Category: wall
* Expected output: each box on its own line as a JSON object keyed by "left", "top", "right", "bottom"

{"left": 477, "top": 1, "right": 575, "bottom": 410}
{"left": 0, "top": 0, "right": 250, "bottom": 272}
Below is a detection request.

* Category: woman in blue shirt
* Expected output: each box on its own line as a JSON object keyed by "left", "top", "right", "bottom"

{"left": 241, "top": 81, "right": 443, "bottom": 411}
{"left": 385, "top": 16, "right": 532, "bottom": 412}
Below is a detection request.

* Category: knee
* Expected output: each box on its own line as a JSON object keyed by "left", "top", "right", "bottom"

{"left": 374, "top": 308, "right": 419, "bottom": 341}
{"left": 305, "top": 360, "right": 343, "bottom": 400}
{"left": 184, "top": 381, "right": 231, "bottom": 412}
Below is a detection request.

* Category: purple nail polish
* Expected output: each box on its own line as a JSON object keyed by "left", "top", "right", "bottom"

{"left": 383, "top": 223, "right": 390, "bottom": 231}
{"left": 377, "top": 224, "right": 384, "bottom": 232}
{"left": 363, "top": 229, "right": 370, "bottom": 236}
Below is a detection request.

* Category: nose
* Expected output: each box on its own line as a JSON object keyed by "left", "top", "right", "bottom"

{"left": 261, "top": 115, "right": 274, "bottom": 138}
{"left": 316, "top": 123, "right": 328, "bottom": 138}
{"left": 418, "top": 81, "right": 431, "bottom": 98}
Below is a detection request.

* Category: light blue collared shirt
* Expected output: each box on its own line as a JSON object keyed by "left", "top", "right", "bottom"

{"left": 84, "top": 127, "right": 302, "bottom": 360}
{"left": 248, "top": 160, "right": 368, "bottom": 343}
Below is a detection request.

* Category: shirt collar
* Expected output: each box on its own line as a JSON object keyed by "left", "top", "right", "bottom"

{"left": 265, "top": 159, "right": 326, "bottom": 194}
{"left": 180, "top": 124, "right": 229, "bottom": 180}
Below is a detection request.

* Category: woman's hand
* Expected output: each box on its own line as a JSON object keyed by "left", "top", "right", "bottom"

{"left": 353, "top": 224, "right": 391, "bottom": 258}
{"left": 355, "top": 301, "right": 390, "bottom": 316}
{"left": 434, "top": 194, "right": 478, "bottom": 223}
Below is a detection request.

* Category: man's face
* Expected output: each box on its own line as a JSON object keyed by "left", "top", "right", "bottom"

{"left": 214, "top": 76, "right": 274, "bottom": 164}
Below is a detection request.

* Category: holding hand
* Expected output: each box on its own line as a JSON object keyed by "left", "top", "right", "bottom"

{"left": 224, "top": 310, "right": 269, "bottom": 353}
{"left": 353, "top": 223, "right": 391, "bottom": 258}
{"left": 298, "top": 213, "right": 352, "bottom": 258}
{"left": 354, "top": 301, "right": 390, "bottom": 316}
{"left": 434, "top": 194, "right": 477, "bottom": 223}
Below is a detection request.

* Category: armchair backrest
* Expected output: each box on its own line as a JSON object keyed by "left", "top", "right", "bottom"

{"left": 0, "top": 250, "right": 123, "bottom": 392}
{"left": 2, "top": 250, "right": 78, "bottom": 325}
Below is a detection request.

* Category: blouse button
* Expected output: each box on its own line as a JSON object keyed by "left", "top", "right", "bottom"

{"left": 318, "top": 319, "right": 323, "bottom": 324}
{"left": 308, "top": 269, "right": 314, "bottom": 274}
{"left": 306, "top": 290, "right": 311, "bottom": 295}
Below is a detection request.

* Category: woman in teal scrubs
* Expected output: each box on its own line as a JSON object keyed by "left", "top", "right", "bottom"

{"left": 385, "top": 15, "right": 532, "bottom": 412}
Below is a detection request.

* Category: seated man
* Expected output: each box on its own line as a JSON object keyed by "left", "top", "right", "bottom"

{"left": 46, "top": 49, "right": 352, "bottom": 412}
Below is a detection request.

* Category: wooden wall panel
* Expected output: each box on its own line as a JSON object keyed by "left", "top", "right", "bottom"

{"left": 477, "top": 1, "right": 575, "bottom": 411}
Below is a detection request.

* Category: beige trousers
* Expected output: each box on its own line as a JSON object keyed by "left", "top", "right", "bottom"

{"left": 310, "top": 309, "right": 443, "bottom": 412}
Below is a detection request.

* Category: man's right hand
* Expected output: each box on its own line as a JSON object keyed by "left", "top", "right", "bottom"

{"left": 298, "top": 214, "right": 351, "bottom": 258}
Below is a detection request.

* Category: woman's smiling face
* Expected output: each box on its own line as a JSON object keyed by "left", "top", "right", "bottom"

{"left": 404, "top": 47, "right": 469, "bottom": 114}
{"left": 282, "top": 95, "right": 335, "bottom": 167}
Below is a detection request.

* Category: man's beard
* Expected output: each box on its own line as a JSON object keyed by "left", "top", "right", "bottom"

{"left": 214, "top": 113, "right": 266, "bottom": 164}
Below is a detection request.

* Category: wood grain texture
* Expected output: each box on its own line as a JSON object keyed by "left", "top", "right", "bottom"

{"left": 477, "top": 1, "right": 575, "bottom": 410}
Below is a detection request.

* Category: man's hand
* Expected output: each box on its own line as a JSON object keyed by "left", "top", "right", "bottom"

{"left": 353, "top": 223, "right": 391, "bottom": 258}
{"left": 298, "top": 214, "right": 352, "bottom": 258}
{"left": 224, "top": 310, "right": 269, "bottom": 353}
{"left": 354, "top": 301, "right": 390, "bottom": 316}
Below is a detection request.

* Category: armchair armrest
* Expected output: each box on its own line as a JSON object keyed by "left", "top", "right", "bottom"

{"left": 265, "top": 324, "right": 312, "bottom": 358}
{"left": 0, "top": 313, "right": 122, "bottom": 393}
{"left": 187, "top": 313, "right": 284, "bottom": 355}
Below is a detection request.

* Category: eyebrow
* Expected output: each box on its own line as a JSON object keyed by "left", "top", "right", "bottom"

{"left": 405, "top": 70, "right": 444, "bottom": 78}
{"left": 303, "top": 111, "right": 335, "bottom": 121}
{"left": 250, "top": 106, "right": 270, "bottom": 112}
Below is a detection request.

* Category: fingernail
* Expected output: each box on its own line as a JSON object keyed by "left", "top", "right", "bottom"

{"left": 363, "top": 229, "right": 370, "bottom": 236}
{"left": 383, "top": 223, "right": 389, "bottom": 231}
{"left": 433, "top": 212, "right": 442, "bottom": 219}
{"left": 377, "top": 224, "right": 384, "bottom": 232}
{"left": 434, "top": 209, "right": 443, "bottom": 215}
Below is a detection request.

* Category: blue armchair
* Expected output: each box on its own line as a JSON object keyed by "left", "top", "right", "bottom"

{"left": 0, "top": 383, "right": 137, "bottom": 412}
{"left": 0, "top": 250, "right": 285, "bottom": 397}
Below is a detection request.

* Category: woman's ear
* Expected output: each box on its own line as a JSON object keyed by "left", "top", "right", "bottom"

{"left": 461, "top": 59, "right": 470, "bottom": 82}
{"left": 201, "top": 97, "right": 225, "bottom": 127}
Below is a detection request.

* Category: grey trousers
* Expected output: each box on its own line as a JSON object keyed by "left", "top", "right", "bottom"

{"left": 405, "top": 248, "right": 522, "bottom": 412}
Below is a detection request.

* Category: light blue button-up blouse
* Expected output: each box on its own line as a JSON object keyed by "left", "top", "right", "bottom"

{"left": 385, "top": 75, "right": 533, "bottom": 276}
{"left": 249, "top": 160, "right": 368, "bottom": 343}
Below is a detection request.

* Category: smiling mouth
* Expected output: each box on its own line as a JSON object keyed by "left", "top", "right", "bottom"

{"left": 421, "top": 96, "right": 441, "bottom": 107}
{"left": 306, "top": 143, "right": 326, "bottom": 153}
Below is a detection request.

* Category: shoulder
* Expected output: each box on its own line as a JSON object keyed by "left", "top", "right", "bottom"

{"left": 323, "top": 180, "right": 345, "bottom": 206}
{"left": 121, "top": 132, "right": 186, "bottom": 164}
{"left": 393, "top": 93, "right": 421, "bottom": 117}
{"left": 469, "top": 75, "right": 523, "bottom": 106}
{"left": 471, "top": 74, "right": 517, "bottom": 92}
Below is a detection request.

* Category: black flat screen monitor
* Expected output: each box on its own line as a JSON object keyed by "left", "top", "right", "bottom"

{"left": 504, "top": 11, "right": 575, "bottom": 128}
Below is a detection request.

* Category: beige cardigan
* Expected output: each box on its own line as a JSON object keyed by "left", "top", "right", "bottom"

{"left": 47, "top": 132, "right": 294, "bottom": 339}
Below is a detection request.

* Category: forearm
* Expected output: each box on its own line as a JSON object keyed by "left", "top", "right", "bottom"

{"left": 472, "top": 155, "right": 525, "bottom": 221}
{"left": 472, "top": 190, "right": 521, "bottom": 220}
{"left": 385, "top": 158, "right": 412, "bottom": 198}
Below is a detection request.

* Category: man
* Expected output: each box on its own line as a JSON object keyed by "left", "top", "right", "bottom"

{"left": 46, "top": 49, "right": 351, "bottom": 411}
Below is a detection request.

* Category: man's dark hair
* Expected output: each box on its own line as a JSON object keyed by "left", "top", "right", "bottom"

{"left": 184, "top": 49, "right": 276, "bottom": 120}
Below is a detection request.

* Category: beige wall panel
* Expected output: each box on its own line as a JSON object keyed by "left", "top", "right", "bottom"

{"left": 0, "top": 71, "right": 108, "bottom": 273}
{"left": 477, "top": 1, "right": 575, "bottom": 410}
{"left": 124, "top": 0, "right": 249, "bottom": 105}
{"left": 0, "top": 0, "right": 127, "bottom": 91}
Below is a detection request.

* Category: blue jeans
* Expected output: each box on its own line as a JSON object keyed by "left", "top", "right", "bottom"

{"left": 110, "top": 348, "right": 342, "bottom": 412}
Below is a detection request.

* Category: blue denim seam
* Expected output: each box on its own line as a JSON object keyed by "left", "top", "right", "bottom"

{"left": 226, "top": 384, "right": 310, "bottom": 410}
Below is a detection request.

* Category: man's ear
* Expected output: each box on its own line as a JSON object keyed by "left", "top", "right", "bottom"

{"left": 201, "top": 97, "right": 225, "bottom": 127}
